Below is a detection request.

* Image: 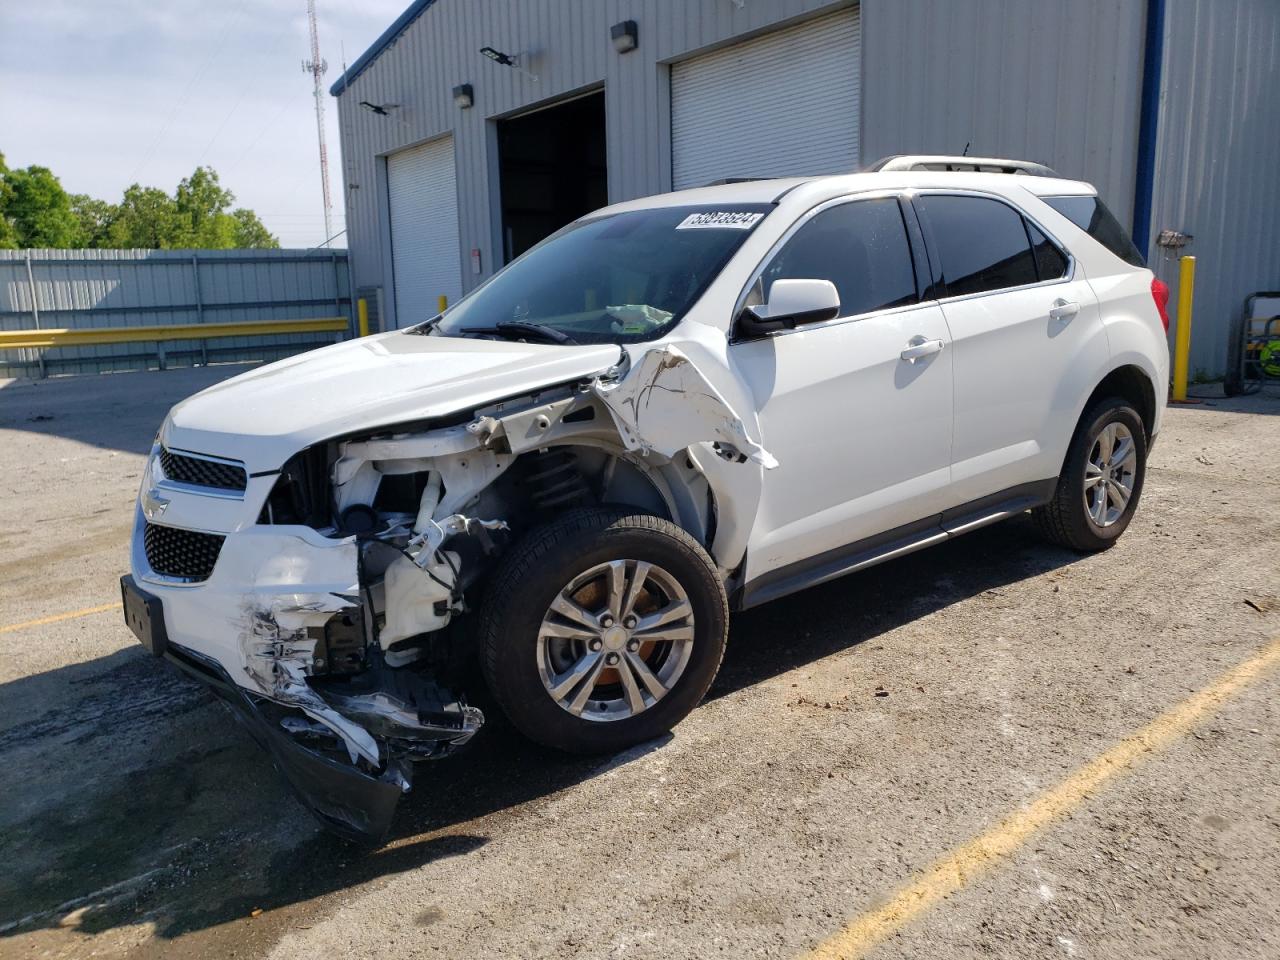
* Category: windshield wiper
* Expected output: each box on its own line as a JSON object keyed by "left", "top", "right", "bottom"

{"left": 460, "top": 321, "right": 578, "bottom": 345}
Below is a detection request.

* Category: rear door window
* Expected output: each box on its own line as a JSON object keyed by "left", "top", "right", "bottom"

{"left": 1042, "top": 195, "right": 1146, "bottom": 267}
{"left": 917, "top": 195, "right": 1039, "bottom": 297}
{"left": 1026, "top": 222, "right": 1068, "bottom": 281}
{"left": 760, "top": 197, "right": 918, "bottom": 318}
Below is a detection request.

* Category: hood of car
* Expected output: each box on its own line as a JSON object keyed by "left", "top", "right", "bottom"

{"left": 162, "top": 331, "right": 622, "bottom": 471}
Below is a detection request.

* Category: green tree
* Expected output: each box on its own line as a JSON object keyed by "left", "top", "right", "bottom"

{"left": 0, "top": 151, "right": 280, "bottom": 250}
{"left": 230, "top": 207, "right": 279, "bottom": 249}
{"left": 0, "top": 153, "right": 17, "bottom": 249}
{"left": 2, "top": 163, "right": 81, "bottom": 247}
{"left": 176, "top": 167, "right": 236, "bottom": 247}
{"left": 106, "top": 185, "right": 192, "bottom": 249}
{"left": 70, "top": 194, "right": 118, "bottom": 248}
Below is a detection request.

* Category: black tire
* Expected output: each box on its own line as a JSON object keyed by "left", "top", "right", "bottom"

{"left": 478, "top": 507, "right": 728, "bottom": 754}
{"left": 1034, "top": 397, "right": 1148, "bottom": 551}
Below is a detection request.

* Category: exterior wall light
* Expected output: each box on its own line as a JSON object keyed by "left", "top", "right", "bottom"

{"left": 479, "top": 46, "right": 538, "bottom": 81}
{"left": 453, "top": 84, "right": 474, "bottom": 109}
{"left": 611, "top": 21, "right": 638, "bottom": 53}
{"left": 480, "top": 46, "right": 515, "bottom": 67}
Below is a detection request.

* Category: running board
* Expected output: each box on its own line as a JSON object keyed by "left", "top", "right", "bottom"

{"left": 736, "top": 480, "right": 1056, "bottom": 610}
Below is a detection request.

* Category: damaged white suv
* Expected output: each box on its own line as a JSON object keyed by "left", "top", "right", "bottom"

{"left": 122, "top": 156, "right": 1169, "bottom": 840}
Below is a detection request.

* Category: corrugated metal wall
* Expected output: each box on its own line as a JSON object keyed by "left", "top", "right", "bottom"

{"left": 860, "top": 0, "right": 1147, "bottom": 218}
{"left": 1149, "top": 0, "right": 1280, "bottom": 377}
{"left": 336, "top": 0, "right": 1150, "bottom": 328}
{"left": 0, "top": 248, "right": 351, "bottom": 379}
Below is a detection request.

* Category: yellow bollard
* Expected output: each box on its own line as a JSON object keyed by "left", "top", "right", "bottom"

{"left": 437, "top": 294, "right": 448, "bottom": 314}
{"left": 357, "top": 298, "right": 369, "bottom": 338}
{"left": 1171, "top": 256, "right": 1195, "bottom": 402}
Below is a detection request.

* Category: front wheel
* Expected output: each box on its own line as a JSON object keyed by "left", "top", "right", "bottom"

{"left": 479, "top": 508, "right": 728, "bottom": 754}
{"left": 1033, "top": 397, "right": 1148, "bottom": 551}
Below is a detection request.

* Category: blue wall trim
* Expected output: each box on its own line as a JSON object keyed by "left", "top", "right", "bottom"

{"left": 1132, "top": 0, "right": 1166, "bottom": 256}
{"left": 329, "top": 0, "right": 439, "bottom": 97}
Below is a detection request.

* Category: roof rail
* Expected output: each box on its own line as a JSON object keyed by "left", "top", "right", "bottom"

{"left": 867, "top": 155, "right": 1059, "bottom": 177}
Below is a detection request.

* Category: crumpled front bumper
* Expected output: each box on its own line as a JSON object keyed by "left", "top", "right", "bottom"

{"left": 127, "top": 446, "right": 478, "bottom": 841}
{"left": 154, "top": 626, "right": 404, "bottom": 842}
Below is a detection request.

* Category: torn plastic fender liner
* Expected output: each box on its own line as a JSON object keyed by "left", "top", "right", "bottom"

{"left": 162, "top": 642, "right": 402, "bottom": 843}
{"left": 594, "top": 345, "right": 778, "bottom": 469}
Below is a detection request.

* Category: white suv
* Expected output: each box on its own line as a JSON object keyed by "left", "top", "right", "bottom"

{"left": 122, "top": 156, "right": 1169, "bottom": 840}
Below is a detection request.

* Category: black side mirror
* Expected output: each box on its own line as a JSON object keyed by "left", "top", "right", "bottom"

{"left": 736, "top": 305, "right": 791, "bottom": 338}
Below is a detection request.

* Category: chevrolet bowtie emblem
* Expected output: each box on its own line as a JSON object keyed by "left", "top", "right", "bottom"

{"left": 142, "top": 487, "right": 170, "bottom": 520}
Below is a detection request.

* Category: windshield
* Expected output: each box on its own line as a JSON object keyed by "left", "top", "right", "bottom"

{"left": 432, "top": 204, "right": 773, "bottom": 344}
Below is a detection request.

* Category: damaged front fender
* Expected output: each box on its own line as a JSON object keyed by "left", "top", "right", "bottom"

{"left": 594, "top": 344, "right": 778, "bottom": 469}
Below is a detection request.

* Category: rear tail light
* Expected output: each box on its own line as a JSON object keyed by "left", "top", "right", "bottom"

{"left": 1151, "top": 277, "right": 1171, "bottom": 333}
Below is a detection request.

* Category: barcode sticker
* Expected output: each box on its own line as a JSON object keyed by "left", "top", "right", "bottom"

{"left": 675, "top": 211, "right": 764, "bottom": 230}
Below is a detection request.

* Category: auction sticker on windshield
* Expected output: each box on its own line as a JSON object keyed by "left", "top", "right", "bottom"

{"left": 676, "top": 211, "right": 765, "bottom": 230}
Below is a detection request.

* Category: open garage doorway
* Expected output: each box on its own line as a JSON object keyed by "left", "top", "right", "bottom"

{"left": 496, "top": 91, "right": 607, "bottom": 264}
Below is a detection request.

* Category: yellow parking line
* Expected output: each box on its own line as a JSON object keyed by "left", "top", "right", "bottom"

{"left": 802, "top": 634, "right": 1280, "bottom": 960}
{"left": 0, "top": 602, "right": 120, "bottom": 636}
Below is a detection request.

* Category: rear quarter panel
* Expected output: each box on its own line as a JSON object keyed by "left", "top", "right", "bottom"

{"left": 1085, "top": 269, "right": 1170, "bottom": 437}
{"left": 1017, "top": 189, "right": 1169, "bottom": 443}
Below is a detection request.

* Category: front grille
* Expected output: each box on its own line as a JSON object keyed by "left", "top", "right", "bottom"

{"left": 159, "top": 447, "right": 247, "bottom": 492}
{"left": 143, "top": 522, "right": 225, "bottom": 582}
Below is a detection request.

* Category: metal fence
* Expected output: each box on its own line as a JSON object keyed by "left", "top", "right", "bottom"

{"left": 0, "top": 248, "right": 353, "bottom": 379}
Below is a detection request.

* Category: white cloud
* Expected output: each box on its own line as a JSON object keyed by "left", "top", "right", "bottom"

{"left": 0, "top": 0, "right": 407, "bottom": 248}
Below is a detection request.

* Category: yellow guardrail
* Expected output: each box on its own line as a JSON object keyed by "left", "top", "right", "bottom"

{"left": 0, "top": 317, "right": 349, "bottom": 351}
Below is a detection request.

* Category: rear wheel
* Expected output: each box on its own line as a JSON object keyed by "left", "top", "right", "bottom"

{"left": 1034, "top": 397, "right": 1147, "bottom": 551}
{"left": 479, "top": 508, "right": 728, "bottom": 754}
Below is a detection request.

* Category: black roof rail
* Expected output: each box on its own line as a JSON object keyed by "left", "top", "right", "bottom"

{"left": 867, "top": 155, "right": 1059, "bottom": 177}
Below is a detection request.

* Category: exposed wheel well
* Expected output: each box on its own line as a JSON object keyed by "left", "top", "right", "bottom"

{"left": 1084, "top": 365, "right": 1157, "bottom": 440}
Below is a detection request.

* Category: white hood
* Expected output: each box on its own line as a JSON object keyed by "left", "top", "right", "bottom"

{"left": 163, "top": 331, "right": 622, "bottom": 471}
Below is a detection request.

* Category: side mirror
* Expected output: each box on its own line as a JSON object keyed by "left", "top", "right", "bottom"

{"left": 736, "top": 278, "right": 840, "bottom": 338}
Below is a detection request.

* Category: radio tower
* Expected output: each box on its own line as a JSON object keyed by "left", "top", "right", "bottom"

{"left": 302, "top": 0, "right": 334, "bottom": 247}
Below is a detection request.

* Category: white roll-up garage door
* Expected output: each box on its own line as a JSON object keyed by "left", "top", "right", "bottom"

{"left": 671, "top": 7, "right": 861, "bottom": 190}
{"left": 387, "top": 136, "right": 462, "bottom": 328}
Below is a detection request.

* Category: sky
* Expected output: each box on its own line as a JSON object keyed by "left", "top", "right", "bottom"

{"left": 0, "top": 0, "right": 408, "bottom": 249}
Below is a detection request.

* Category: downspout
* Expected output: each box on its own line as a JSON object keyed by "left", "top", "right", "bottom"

{"left": 1132, "top": 0, "right": 1167, "bottom": 259}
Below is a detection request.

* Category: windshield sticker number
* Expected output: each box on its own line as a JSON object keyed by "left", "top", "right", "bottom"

{"left": 676, "top": 211, "right": 764, "bottom": 230}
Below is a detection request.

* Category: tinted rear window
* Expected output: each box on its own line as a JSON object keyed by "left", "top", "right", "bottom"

{"left": 917, "top": 195, "right": 1039, "bottom": 297}
{"left": 1043, "top": 196, "right": 1146, "bottom": 267}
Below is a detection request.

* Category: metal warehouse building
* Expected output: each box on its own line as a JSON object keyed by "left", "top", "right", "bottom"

{"left": 332, "top": 0, "right": 1280, "bottom": 377}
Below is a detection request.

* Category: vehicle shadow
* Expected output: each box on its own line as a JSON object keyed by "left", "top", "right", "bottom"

{"left": 0, "top": 515, "right": 1078, "bottom": 946}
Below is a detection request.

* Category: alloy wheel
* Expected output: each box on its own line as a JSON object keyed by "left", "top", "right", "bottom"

{"left": 1083, "top": 421, "right": 1137, "bottom": 527}
{"left": 536, "top": 559, "right": 696, "bottom": 722}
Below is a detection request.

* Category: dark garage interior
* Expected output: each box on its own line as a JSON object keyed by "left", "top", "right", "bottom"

{"left": 497, "top": 91, "right": 608, "bottom": 263}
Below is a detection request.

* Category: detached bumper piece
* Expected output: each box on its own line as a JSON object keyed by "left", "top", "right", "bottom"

{"left": 120, "top": 575, "right": 478, "bottom": 843}
{"left": 164, "top": 640, "right": 405, "bottom": 842}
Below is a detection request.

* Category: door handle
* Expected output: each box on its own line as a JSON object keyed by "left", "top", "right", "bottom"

{"left": 1049, "top": 298, "right": 1080, "bottom": 321}
{"left": 900, "top": 336, "right": 945, "bottom": 362}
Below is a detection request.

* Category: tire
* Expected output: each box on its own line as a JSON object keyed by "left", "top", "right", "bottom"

{"left": 1033, "top": 397, "right": 1148, "bottom": 552}
{"left": 478, "top": 507, "right": 728, "bottom": 754}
